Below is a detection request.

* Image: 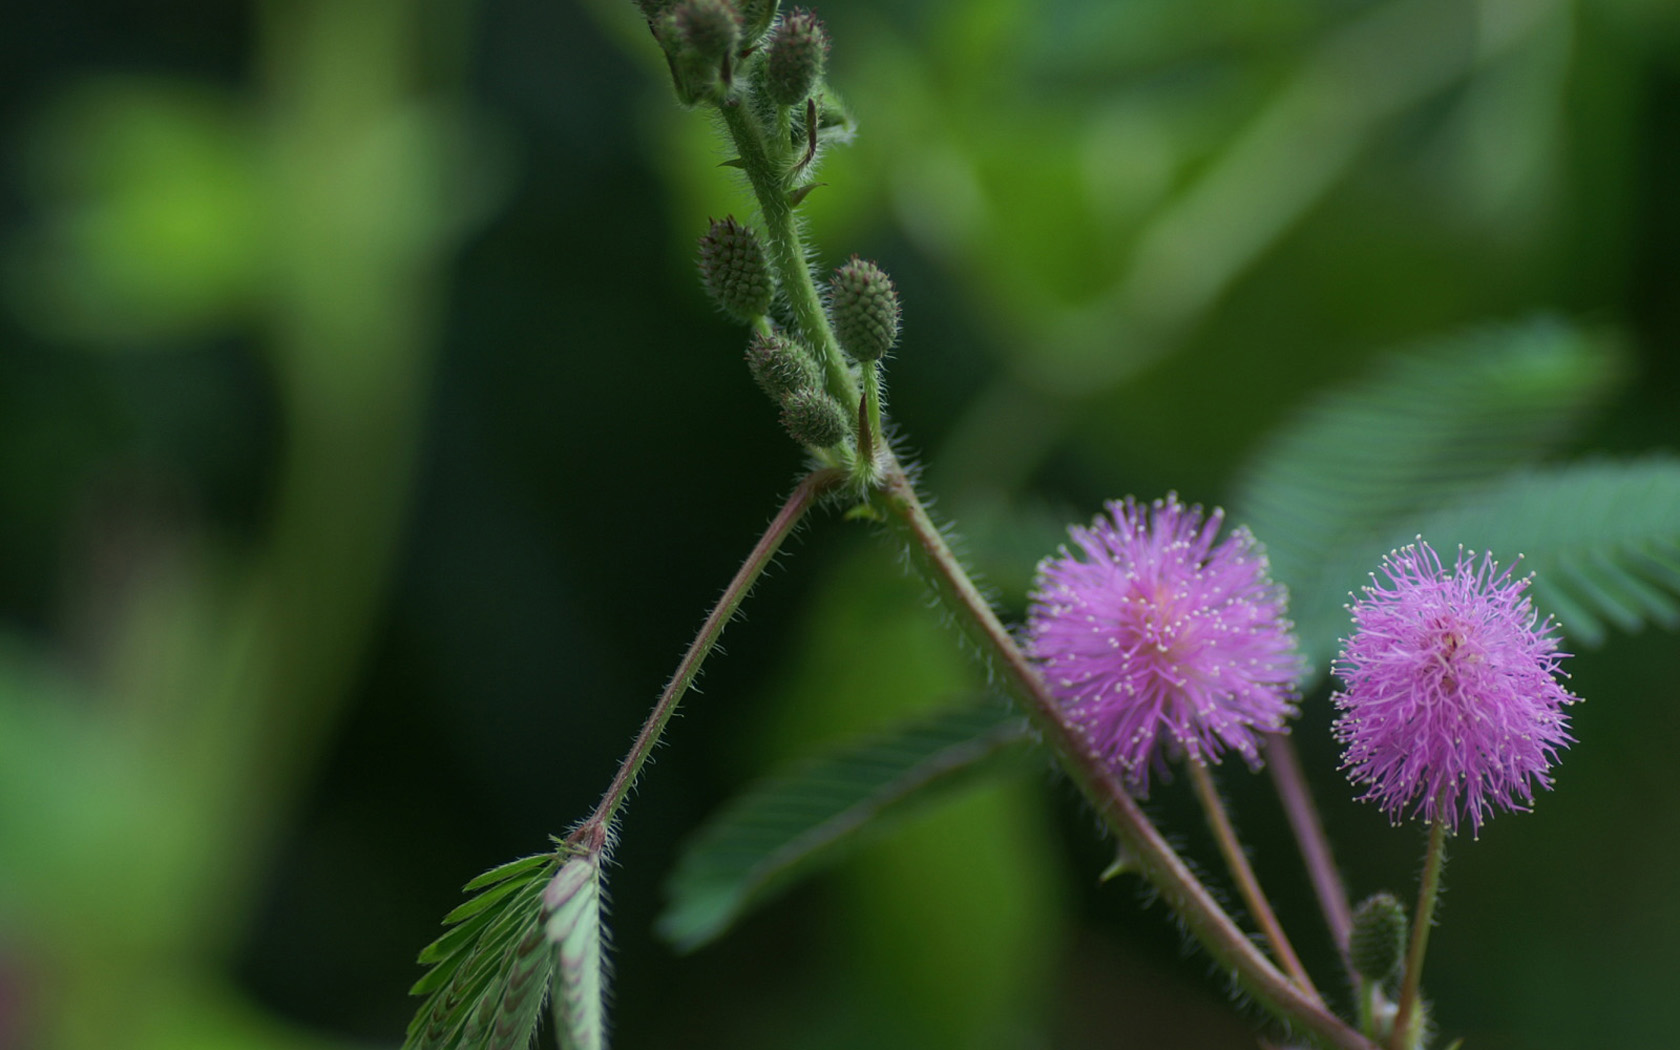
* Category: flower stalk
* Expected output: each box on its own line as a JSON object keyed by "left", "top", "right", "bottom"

{"left": 1189, "top": 760, "right": 1319, "bottom": 1000}
{"left": 1266, "top": 731, "right": 1355, "bottom": 966}
{"left": 1391, "top": 815, "right": 1449, "bottom": 1050}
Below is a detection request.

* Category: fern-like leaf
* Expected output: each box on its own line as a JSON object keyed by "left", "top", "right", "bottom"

{"left": 405, "top": 852, "right": 558, "bottom": 1050}
{"left": 1408, "top": 458, "right": 1680, "bottom": 647}
{"left": 1232, "top": 318, "right": 1624, "bottom": 665}
{"left": 658, "top": 701, "right": 1031, "bottom": 952}
{"left": 545, "top": 851, "right": 606, "bottom": 1050}
{"left": 1291, "top": 458, "right": 1680, "bottom": 663}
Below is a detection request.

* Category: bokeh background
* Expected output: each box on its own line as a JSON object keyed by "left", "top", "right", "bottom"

{"left": 2, "top": 0, "right": 1678, "bottom": 1048}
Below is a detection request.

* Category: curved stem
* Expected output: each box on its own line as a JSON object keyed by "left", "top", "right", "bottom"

{"left": 1266, "top": 732, "right": 1354, "bottom": 967}
{"left": 876, "top": 455, "right": 1376, "bottom": 1050}
{"left": 1390, "top": 816, "right": 1448, "bottom": 1050}
{"left": 1189, "top": 761, "right": 1320, "bottom": 1001}
{"left": 578, "top": 467, "right": 845, "bottom": 838}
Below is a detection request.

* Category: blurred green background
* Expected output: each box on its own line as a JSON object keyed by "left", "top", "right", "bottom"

{"left": 1, "top": 0, "right": 1677, "bottom": 1048}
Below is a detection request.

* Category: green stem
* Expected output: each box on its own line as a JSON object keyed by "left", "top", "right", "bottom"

{"left": 717, "top": 98, "right": 857, "bottom": 413}
{"left": 1188, "top": 761, "right": 1320, "bottom": 1001}
{"left": 864, "top": 363, "right": 884, "bottom": 443}
{"left": 860, "top": 362, "right": 884, "bottom": 471}
{"left": 576, "top": 468, "right": 845, "bottom": 839}
{"left": 1390, "top": 815, "right": 1449, "bottom": 1050}
{"left": 875, "top": 455, "right": 1376, "bottom": 1050}
{"left": 1357, "top": 978, "right": 1376, "bottom": 1038}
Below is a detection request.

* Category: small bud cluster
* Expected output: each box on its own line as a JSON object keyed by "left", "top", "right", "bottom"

{"left": 652, "top": 0, "right": 747, "bottom": 104}
{"left": 698, "top": 217, "right": 774, "bottom": 322}
{"left": 663, "top": 4, "right": 895, "bottom": 457}
{"left": 645, "top": 0, "right": 843, "bottom": 121}
{"left": 746, "top": 330, "right": 847, "bottom": 449}
{"left": 828, "top": 256, "right": 900, "bottom": 362}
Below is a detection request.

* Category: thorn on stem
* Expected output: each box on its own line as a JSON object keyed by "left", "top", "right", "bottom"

{"left": 795, "top": 96, "right": 819, "bottom": 172}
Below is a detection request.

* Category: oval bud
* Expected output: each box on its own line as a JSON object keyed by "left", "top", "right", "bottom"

{"left": 698, "top": 216, "right": 774, "bottom": 322}
{"left": 675, "top": 0, "right": 740, "bottom": 64}
{"left": 745, "top": 329, "right": 820, "bottom": 400}
{"left": 765, "top": 10, "right": 829, "bottom": 107}
{"left": 1349, "top": 892, "right": 1408, "bottom": 985}
{"left": 780, "top": 387, "right": 849, "bottom": 448}
{"left": 828, "top": 256, "right": 900, "bottom": 362}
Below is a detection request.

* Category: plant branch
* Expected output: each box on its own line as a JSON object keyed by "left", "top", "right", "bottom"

{"left": 1266, "top": 732, "right": 1354, "bottom": 967}
{"left": 575, "top": 467, "right": 845, "bottom": 842}
{"left": 875, "top": 455, "right": 1376, "bottom": 1050}
{"left": 717, "top": 98, "right": 857, "bottom": 412}
{"left": 1189, "top": 760, "right": 1320, "bottom": 1001}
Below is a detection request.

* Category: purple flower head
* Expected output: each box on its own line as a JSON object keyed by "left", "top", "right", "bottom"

{"left": 1332, "top": 541, "right": 1578, "bottom": 835}
{"left": 1027, "top": 495, "right": 1303, "bottom": 794}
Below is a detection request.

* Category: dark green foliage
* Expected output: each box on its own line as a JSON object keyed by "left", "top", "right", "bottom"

{"left": 765, "top": 9, "right": 828, "bottom": 107}
{"left": 406, "top": 852, "right": 559, "bottom": 1050}
{"left": 827, "top": 256, "right": 900, "bottom": 362}
{"left": 658, "top": 701, "right": 1031, "bottom": 951}
{"left": 1232, "top": 319, "right": 1625, "bottom": 673}
{"left": 1349, "top": 892, "right": 1407, "bottom": 985}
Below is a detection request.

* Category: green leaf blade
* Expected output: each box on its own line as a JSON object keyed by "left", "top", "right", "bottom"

{"left": 658, "top": 701, "right": 1032, "bottom": 953}
{"left": 463, "top": 852, "right": 557, "bottom": 893}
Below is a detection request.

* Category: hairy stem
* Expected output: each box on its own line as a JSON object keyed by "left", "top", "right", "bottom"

{"left": 876, "top": 455, "right": 1375, "bottom": 1050}
{"left": 576, "top": 468, "right": 845, "bottom": 840}
{"left": 1391, "top": 816, "right": 1448, "bottom": 1050}
{"left": 1189, "top": 761, "right": 1320, "bottom": 1000}
{"left": 1266, "top": 732, "right": 1354, "bottom": 966}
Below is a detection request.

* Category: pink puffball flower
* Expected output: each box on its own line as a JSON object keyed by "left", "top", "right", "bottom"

{"left": 1332, "top": 541, "right": 1578, "bottom": 836}
{"left": 1026, "top": 495, "right": 1303, "bottom": 794}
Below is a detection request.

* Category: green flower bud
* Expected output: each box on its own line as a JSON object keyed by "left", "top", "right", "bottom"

{"left": 1349, "top": 892, "right": 1408, "bottom": 985}
{"left": 698, "top": 216, "right": 773, "bottom": 322}
{"left": 765, "top": 9, "right": 828, "bottom": 107}
{"left": 745, "top": 328, "right": 820, "bottom": 400}
{"left": 676, "top": 0, "right": 740, "bottom": 63}
{"left": 828, "top": 256, "right": 900, "bottom": 362}
{"left": 780, "top": 387, "right": 849, "bottom": 448}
